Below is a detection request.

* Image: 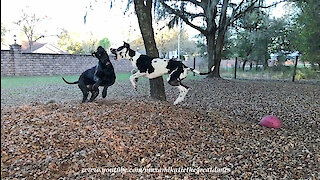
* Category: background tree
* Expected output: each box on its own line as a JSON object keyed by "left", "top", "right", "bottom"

{"left": 232, "top": 8, "right": 272, "bottom": 70}
{"left": 98, "top": 37, "right": 111, "bottom": 50}
{"left": 57, "top": 29, "right": 84, "bottom": 54}
{"left": 15, "top": 11, "right": 46, "bottom": 52}
{"left": 268, "top": 16, "right": 297, "bottom": 66}
{"left": 156, "top": 27, "right": 180, "bottom": 57}
{"left": 1, "top": 23, "right": 6, "bottom": 45}
{"left": 129, "top": 36, "right": 145, "bottom": 52}
{"left": 293, "top": 0, "right": 320, "bottom": 67}
{"left": 82, "top": 33, "right": 99, "bottom": 54}
{"left": 156, "top": 28, "right": 197, "bottom": 58}
{"left": 131, "top": 28, "right": 198, "bottom": 58}
{"left": 160, "top": 0, "right": 285, "bottom": 78}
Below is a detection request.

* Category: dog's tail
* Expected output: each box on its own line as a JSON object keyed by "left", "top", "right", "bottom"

{"left": 62, "top": 77, "right": 78, "bottom": 84}
{"left": 188, "top": 66, "right": 215, "bottom": 75}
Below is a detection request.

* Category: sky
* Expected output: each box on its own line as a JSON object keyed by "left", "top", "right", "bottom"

{"left": 1, "top": 0, "right": 141, "bottom": 47}
{"left": 1, "top": 0, "right": 286, "bottom": 48}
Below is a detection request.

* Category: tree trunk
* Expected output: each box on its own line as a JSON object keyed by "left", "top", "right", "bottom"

{"left": 134, "top": 0, "right": 166, "bottom": 101}
{"left": 234, "top": 57, "right": 238, "bottom": 79}
{"left": 28, "top": 40, "right": 33, "bottom": 52}
{"left": 292, "top": 56, "right": 298, "bottom": 82}
{"left": 193, "top": 57, "right": 196, "bottom": 76}
{"left": 242, "top": 60, "right": 247, "bottom": 71}
{"left": 206, "top": 34, "right": 216, "bottom": 78}
{"left": 208, "top": 0, "right": 229, "bottom": 78}
{"left": 250, "top": 62, "right": 253, "bottom": 70}
{"left": 264, "top": 57, "right": 268, "bottom": 70}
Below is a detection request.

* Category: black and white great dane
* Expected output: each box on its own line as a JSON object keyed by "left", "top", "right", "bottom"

{"left": 110, "top": 42, "right": 214, "bottom": 105}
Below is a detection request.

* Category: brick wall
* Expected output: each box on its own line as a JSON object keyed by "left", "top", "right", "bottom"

{"left": 1, "top": 44, "right": 133, "bottom": 76}
{"left": 1, "top": 44, "right": 212, "bottom": 77}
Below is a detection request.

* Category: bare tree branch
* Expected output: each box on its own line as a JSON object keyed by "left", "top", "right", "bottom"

{"left": 233, "top": 0, "right": 245, "bottom": 12}
{"left": 230, "top": 0, "right": 259, "bottom": 24}
{"left": 257, "top": 0, "right": 288, "bottom": 9}
{"left": 230, "top": 0, "right": 288, "bottom": 25}
{"left": 160, "top": 0, "right": 207, "bottom": 35}
{"left": 182, "top": 10, "right": 205, "bottom": 19}
{"left": 179, "top": 0, "right": 202, "bottom": 7}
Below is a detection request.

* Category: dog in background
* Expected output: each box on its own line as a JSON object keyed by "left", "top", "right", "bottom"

{"left": 110, "top": 42, "right": 214, "bottom": 105}
{"left": 62, "top": 46, "right": 116, "bottom": 103}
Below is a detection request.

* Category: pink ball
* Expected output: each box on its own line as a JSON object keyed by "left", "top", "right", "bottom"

{"left": 259, "top": 115, "right": 282, "bottom": 129}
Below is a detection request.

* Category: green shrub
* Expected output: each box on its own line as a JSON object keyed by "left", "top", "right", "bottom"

{"left": 296, "top": 68, "right": 320, "bottom": 80}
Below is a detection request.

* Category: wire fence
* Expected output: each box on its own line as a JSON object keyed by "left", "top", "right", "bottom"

{"left": 220, "top": 66, "right": 320, "bottom": 83}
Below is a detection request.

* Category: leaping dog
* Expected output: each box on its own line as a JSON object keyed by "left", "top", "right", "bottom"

{"left": 62, "top": 46, "right": 116, "bottom": 103}
{"left": 110, "top": 42, "right": 214, "bottom": 105}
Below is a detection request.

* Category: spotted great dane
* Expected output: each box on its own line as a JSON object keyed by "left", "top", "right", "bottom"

{"left": 110, "top": 42, "right": 214, "bottom": 105}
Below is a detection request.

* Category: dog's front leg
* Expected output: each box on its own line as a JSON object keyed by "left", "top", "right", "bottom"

{"left": 102, "top": 86, "right": 108, "bottom": 98}
{"left": 129, "top": 72, "right": 146, "bottom": 91}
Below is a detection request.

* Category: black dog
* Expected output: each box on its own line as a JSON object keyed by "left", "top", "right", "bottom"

{"left": 62, "top": 46, "right": 116, "bottom": 103}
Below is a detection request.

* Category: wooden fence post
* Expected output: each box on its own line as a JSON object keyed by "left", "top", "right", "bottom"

{"left": 234, "top": 57, "right": 238, "bottom": 79}
{"left": 193, "top": 57, "right": 196, "bottom": 76}
{"left": 292, "top": 56, "right": 299, "bottom": 82}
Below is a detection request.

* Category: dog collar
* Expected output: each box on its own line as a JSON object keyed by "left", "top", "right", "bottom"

{"left": 106, "top": 61, "right": 111, "bottom": 66}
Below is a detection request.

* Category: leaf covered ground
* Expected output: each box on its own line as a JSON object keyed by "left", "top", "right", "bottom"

{"left": 1, "top": 78, "right": 319, "bottom": 179}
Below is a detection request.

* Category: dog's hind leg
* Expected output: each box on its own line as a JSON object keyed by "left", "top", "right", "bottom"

{"left": 168, "top": 68, "right": 190, "bottom": 105}
{"left": 168, "top": 78, "right": 189, "bottom": 105}
{"left": 78, "top": 81, "right": 89, "bottom": 103}
{"left": 174, "top": 84, "right": 189, "bottom": 105}
{"left": 88, "top": 89, "right": 99, "bottom": 102}
{"left": 177, "top": 82, "right": 189, "bottom": 104}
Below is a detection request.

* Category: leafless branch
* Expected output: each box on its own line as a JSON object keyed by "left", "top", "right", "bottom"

{"left": 160, "top": 0, "right": 206, "bottom": 35}
{"left": 256, "top": 0, "right": 288, "bottom": 9}
{"left": 179, "top": 0, "right": 202, "bottom": 7}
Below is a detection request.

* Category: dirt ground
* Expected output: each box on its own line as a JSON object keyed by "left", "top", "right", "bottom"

{"left": 1, "top": 78, "right": 319, "bottom": 179}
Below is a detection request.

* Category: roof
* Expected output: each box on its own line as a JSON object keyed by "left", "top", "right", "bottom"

{"left": 1, "top": 44, "right": 10, "bottom": 50}
{"left": 21, "top": 41, "right": 69, "bottom": 54}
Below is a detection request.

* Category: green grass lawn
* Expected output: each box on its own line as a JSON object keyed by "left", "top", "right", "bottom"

{"left": 1, "top": 73, "right": 202, "bottom": 89}
{"left": 1, "top": 74, "right": 131, "bottom": 89}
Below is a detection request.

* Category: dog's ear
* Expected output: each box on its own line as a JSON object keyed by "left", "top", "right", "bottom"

{"left": 123, "top": 41, "right": 130, "bottom": 48}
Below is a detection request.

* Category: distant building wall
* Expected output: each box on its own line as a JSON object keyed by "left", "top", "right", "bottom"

{"left": 1, "top": 44, "right": 133, "bottom": 76}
